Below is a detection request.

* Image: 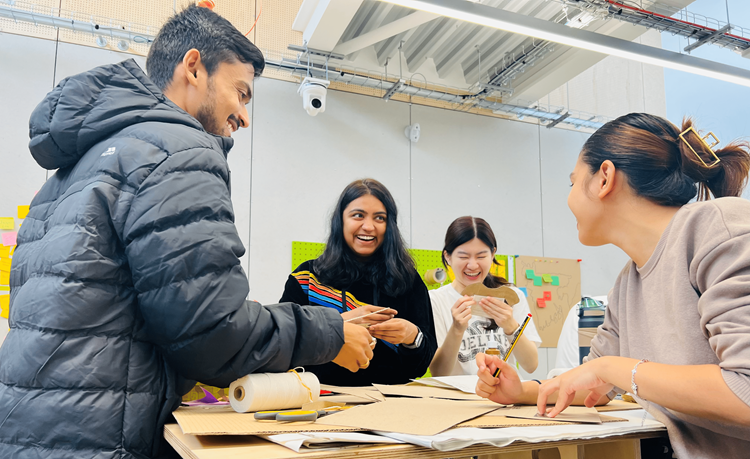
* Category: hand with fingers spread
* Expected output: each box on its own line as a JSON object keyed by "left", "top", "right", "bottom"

{"left": 450, "top": 295, "right": 475, "bottom": 333}
{"left": 369, "top": 318, "right": 419, "bottom": 345}
{"left": 537, "top": 359, "right": 613, "bottom": 417}
{"left": 341, "top": 305, "right": 397, "bottom": 326}
{"left": 332, "top": 322, "right": 376, "bottom": 372}
{"left": 478, "top": 296, "right": 518, "bottom": 335}
{"left": 475, "top": 352, "right": 525, "bottom": 405}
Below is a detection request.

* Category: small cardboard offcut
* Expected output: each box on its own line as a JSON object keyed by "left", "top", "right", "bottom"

{"left": 458, "top": 411, "right": 626, "bottom": 428}
{"left": 461, "top": 284, "right": 519, "bottom": 318}
{"left": 373, "top": 384, "right": 483, "bottom": 401}
{"left": 502, "top": 405, "right": 603, "bottom": 424}
{"left": 316, "top": 397, "right": 499, "bottom": 436}
{"left": 172, "top": 406, "right": 363, "bottom": 436}
{"left": 595, "top": 399, "right": 641, "bottom": 412}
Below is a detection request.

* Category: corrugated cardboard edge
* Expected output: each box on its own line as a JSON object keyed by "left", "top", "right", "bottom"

{"left": 173, "top": 406, "right": 363, "bottom": 436}
{"left": 458, "top": 413, "right": 627, "bottom": 428}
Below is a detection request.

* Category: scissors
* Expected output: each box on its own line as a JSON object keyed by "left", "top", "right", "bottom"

{"left": 253, "top": 406, "right": 350, "bottom": 422}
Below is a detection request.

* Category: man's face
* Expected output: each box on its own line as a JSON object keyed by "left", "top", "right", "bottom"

{"left": 195, "top": 60, "right": 255, "bottom": 137}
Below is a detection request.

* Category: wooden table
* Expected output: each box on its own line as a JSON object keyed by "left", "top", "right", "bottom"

{"left": 165, "top": 423, "right": 667, "bottom": 459}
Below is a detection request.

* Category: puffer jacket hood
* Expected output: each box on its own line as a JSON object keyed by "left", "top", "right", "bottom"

{"left": 28, "top": 58, "right": 232, "bottom": 170}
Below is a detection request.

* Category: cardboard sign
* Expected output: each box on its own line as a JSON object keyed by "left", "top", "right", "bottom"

{"left": 514, "top": 256, "right": 581, "bottom": 347}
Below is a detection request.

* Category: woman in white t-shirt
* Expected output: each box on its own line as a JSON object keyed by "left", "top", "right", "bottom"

{"left": 429, "top": 216, "right": 541, "bottom": 376}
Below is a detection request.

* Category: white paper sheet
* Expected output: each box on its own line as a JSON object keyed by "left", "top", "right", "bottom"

{"left": 374, "top": 409, "right": 665, "bottom": 452}
{"left": 262, "top": 432, "right": 404, "bottom": 453}
{"left": 411, "top": 375, "right": 480, "bottom": 394}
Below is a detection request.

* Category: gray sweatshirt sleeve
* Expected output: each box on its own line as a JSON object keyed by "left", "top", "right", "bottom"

{"left": 585, "top": 269, "right": 626, "bottom": 363}
{"left": 694, "top": 207, "right": 750, "bottom": 408}
{"left": 584, "top": 269, "right": 627, "bottom": 395}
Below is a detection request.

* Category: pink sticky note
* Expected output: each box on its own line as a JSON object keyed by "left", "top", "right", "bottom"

{"left": 536, "top": 298, "right": 547, "bottom": 308}
{"left": 543, "top": 291, "right": 552, "bottom": 301}
{"left": 1, "top": 232, "right": 16, "bottom": 247}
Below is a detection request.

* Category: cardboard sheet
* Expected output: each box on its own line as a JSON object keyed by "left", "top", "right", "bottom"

{"left": 319, "top": 394, "right": 376, "bottom": 405}
{"left": 501, "top": 405, "right": 602, "bottom": 424}
{"left": 372, "top": 384, "right": 483, "bottom": 401}
{"left": 410, "top": 375, "right": 478, "bottom": 394}
{"left": 595, "top": 398, "right": 642, "bottom": 412}
{"left": 261, "top": 432, "right": 404, "bottom": 453}
{"left": 172, "top": 406, "right": 363, "bottom": 436}
{"left": 458, "top": 412, "right": 625, "bottom": 428}
{"left": 320, "top": 384, "right": 381, "bottom": 402}
{"left": 316, "top": 398, "right": 499, "bottom": 436}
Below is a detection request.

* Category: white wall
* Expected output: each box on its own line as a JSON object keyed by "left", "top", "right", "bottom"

{"left": 1, "top": 34, "right": 634, "bottom": 380}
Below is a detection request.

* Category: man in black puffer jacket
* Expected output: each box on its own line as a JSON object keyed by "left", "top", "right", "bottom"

{"left": 0, "top": 6, "right": 374, "bottom": 459}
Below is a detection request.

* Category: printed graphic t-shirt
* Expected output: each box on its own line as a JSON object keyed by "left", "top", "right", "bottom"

{"left": 429, "top": 283, "right": 541, "bottom": 376}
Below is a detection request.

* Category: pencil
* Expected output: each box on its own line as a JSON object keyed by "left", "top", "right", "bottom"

{"left": 493, "top": 313, "right": 532, "bottom": 378}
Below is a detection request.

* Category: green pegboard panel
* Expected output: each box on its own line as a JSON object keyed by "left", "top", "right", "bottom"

{"left": 291, "top": 241, "right": 325, "bottom": 271}
{"left": 292, "top": 241, "right": 514, "bottom": 289}
{"left": 409, "top": 248, "right": 447, "bottom": 290}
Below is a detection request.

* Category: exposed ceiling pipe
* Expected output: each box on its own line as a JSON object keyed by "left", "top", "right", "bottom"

{"left": 0, "top": 1, "right": 155, "bottom": 44}
{"left": 265, "top": 55, "right": 606, "bottom": 130}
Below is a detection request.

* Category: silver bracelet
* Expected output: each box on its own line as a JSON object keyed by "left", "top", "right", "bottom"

{"left": 631, "top": 359, "right": 649, "bottom": 398}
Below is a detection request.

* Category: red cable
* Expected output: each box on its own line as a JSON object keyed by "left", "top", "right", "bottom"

{"left": 245, "top": 0, "right": 262, "bottom": 37}
{"left": 606, "top": 0, "right": 750, "bottom": 43}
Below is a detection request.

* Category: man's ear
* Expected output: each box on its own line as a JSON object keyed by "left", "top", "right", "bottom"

{"left": 597, "top": 160, "right": 617, "bottom": 199}
{"left": 182, "top": 48, "right": 202, "bottom": 88}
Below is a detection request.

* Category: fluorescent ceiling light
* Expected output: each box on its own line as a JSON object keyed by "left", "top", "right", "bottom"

{"left": 380, "top": 0, "right": 750, "bottom": 88}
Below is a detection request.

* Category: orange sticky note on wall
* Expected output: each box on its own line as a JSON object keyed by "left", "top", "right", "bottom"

{"left": 0, "top": 218, "right": 13, "bottom": 230}
{"left": 17, "top": 206, "right": 29, "bottom": 219}
{"left": 0, "top": 258, "right": 11, "bottom": 273}
{"left": 0, "top": 271, "right": 8, "bottom": 285}
{"left": 0, "top": 295, "right": 9, "bottom": 319}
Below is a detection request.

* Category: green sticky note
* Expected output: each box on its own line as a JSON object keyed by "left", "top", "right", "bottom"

{"left": 0, "top": 218, "right": 13, "bottom": 230}
{"left": 533, "top": 276, "right": 543, "bottom": 286}
{"left": 525, "top": 269, "right": 535, "bottom": 279}
{"left": 551, "top": 276, "right": 560, "bottom": 286}
{"left": 542, "top": 274, "right": 552, "bottom": 283}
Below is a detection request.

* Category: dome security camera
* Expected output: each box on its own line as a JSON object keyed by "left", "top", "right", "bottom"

{"left": 298, "top": 77, "right": 330, "bottom": 117}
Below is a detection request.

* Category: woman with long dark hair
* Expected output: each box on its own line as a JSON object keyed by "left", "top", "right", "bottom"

{"left": 280, "top": 178, "right": 437, "bottom": 386}
{"left": 476, "top": 113, "right": 750, "bottom": 459}
{"left": 429, "top": 217, "right": 540, "bottom": 377}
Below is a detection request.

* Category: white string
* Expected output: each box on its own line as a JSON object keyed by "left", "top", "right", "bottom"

{"left": 344, "top": 306, "right": 392, "bottom": 323}
{"left": 228, "top": 371, "right": 320, "bottom": 413}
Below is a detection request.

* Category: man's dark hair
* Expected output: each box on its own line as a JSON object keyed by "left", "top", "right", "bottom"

{"left": 146, "top": 5, "right": 265, "bottom": 90}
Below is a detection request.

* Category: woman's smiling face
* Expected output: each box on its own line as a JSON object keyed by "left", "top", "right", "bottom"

{"left": 445, "top": 237, "right": 495, "bottom": 291}
{"left": 342, "top": 194, "right": 387, "bottom": 260}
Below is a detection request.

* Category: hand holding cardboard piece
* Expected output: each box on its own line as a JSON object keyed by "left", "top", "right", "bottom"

{"left": 461, "top": 284, "right": 520, "bottom": 318}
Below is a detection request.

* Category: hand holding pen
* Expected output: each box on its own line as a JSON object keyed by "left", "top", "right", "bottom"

{"left": 475, "top": 314, "right": 532, "bottom": 405}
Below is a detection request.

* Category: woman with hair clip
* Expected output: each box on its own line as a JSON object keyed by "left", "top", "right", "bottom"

{"left": 280, "top": 178, "right": 437, "bottom": 386}
{"left": 476, "top": 113, "right": 750, "bottom": 458}
{"left": 429, "top": 216, "right": 541, "bottom": 377}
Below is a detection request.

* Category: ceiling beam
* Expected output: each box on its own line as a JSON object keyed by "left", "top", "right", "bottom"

{"left": 334, "top": 11, "right": 438, "bottom": 56}
{"left": 300, "top": 0, "right": 365, "bottom": 51}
